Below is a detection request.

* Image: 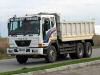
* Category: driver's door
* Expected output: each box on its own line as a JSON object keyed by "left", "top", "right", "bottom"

{"left": 42, "top": 17, "right": 51, "bottom": 43}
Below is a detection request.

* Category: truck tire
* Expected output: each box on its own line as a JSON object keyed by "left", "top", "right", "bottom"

{"left": 84, "top": 42, "right": 92, "bottom": 57}
{"left": 16, "top": 55, "right": 28, "bottom": 64}
{"left": 45, "top": 46, "right": 57, "bottom": 63}
{"left": 69, "top": 43, "right": 84, "bottom": 59}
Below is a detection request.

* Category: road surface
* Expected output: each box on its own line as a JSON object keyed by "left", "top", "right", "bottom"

{"left": 0, "top": 48, "right": 100, "bottom": 72}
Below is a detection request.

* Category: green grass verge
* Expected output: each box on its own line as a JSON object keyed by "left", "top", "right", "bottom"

{"left": 0, "top": 48, "right": 14, "bottom": 60}
{"left": 0, "top": 57, "right": 100, "bottom": 75}
{"left": 0, "top": 53, "right": 14, "bottom": 60}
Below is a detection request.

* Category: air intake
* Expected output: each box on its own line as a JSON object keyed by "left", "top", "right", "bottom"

{"left": 15, "top": 40, "right": 31, "bottom": 47}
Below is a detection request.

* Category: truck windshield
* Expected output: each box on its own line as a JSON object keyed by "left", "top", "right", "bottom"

{"left": 8, "top": 19, "right": 40, "bottom": 35}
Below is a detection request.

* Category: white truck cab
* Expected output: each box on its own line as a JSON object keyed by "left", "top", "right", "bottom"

{"left": 7, "top": 13, "right": 59, "bottom": 64}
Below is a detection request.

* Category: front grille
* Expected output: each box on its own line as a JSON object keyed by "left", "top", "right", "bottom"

{"left": 15, "top": 40, "right": 31, "bottom": 47}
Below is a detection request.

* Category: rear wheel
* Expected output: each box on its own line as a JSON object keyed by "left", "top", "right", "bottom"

{"left": 45, "top": 46, "right": 57, "bottom": 63}
{"left": 16, "top": 55, "right": 28, "bottom": 64}
{"left": 70, "top": 43, "right": 84, "bottom": 59}
{"left": 84, "top": 42, "right": 92, "bottom": 57}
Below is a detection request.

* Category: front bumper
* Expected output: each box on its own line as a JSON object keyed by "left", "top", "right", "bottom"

{"left": 7, "top": 47, "right": 44, "bottom": 55}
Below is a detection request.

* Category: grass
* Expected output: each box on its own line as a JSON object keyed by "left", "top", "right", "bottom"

{"left": 0, "top": 38, "right": 11, "bottom": 60}
{"left": 0, "top": 54, "right": 12, "bottom": 60}
{"left": 0, "top": 57, "right": 100, "bottom": 75}
{"left": 0, "top": 48, "right": 13, "bottom": 60}
{"left": 93, "top": 35, "right": 100, "bottom": 46}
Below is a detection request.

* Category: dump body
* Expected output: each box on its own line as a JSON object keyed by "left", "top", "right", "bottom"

{"left": 58, "top": 21, "right": 95, "bottom": 41}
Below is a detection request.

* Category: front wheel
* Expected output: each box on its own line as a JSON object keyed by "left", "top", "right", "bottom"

{"left": 45, "top": 46, "right": 57, "bottom": 63}
{"left": 16, "top": 55, "right": 28, "bottom": 64}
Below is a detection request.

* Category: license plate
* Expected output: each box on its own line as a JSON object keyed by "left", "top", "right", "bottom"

{"left": 19, "top": 49, "right": 25, "bottom": 51}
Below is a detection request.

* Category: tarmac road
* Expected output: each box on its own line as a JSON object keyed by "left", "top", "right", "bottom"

{"left": 0, "top": 48, "right": 100, "bottom": 73}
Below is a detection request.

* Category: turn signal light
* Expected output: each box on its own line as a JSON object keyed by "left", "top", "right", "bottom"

{"left": 38, "top": 44, "right": 46, "bottom": 48}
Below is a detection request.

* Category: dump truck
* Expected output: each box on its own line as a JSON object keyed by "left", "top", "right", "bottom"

{"left": 7, "top": 13, "right": 95, "bottom": 64}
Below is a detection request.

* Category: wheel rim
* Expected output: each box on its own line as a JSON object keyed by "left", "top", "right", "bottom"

{"left": 79, "top": 47, "right": 83, "bottom": 56}
{"left": 88, "top": 46, "right": 92, "bottom": 56}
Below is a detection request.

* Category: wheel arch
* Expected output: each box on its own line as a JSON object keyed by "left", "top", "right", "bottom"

{"left": 43, "top": 40, "right": 60, "bottom": 55}
{"left": 50, "top": 41, "right": 60, "bottom": 54}
{"left": 85, "top": 39, "right": 94, "bottom": 46}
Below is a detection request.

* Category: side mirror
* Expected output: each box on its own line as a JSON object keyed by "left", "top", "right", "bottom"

{"left": 8, "top": 23, "right": 10, "bottom": 31}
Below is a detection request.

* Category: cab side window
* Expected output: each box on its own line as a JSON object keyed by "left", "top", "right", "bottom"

{"left": 44, "top": 18, "right": 50, "bottom": 30}
{"left": 51, "top": 17, "right": 55, "bottom": 27}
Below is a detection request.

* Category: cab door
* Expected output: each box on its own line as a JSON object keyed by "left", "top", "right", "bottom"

{"left": 42, "top": 18, "right": 50, "bottom": 42}
{"left": 42, "top": 17, "right": 55, "bottom": 43}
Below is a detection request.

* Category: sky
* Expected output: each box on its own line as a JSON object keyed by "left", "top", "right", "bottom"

{"left": 0, "top": 0, "right": 100, "bottom": 37}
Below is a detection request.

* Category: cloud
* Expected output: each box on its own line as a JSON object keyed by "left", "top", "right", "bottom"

{"left": 95, "top": 25, "right": 100, "bottom": 35}
{"left": 0, "top": 0, "right": 100, "bottom": 36}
